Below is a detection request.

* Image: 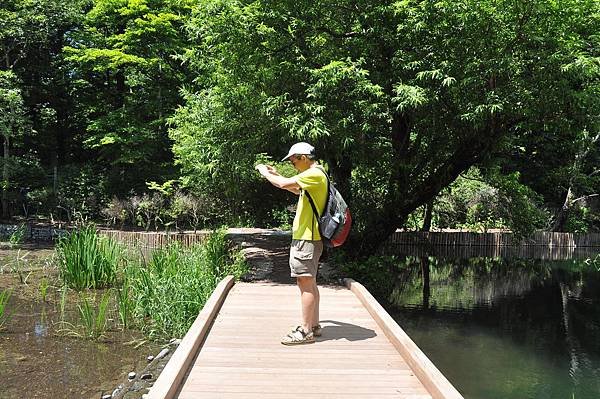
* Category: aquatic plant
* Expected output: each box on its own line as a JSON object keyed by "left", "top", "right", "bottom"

{"left": 128, "top": 229, "right": 247, "bottom": 338}
{"left": 10, "top": 249, "right": 31, "bottom": 284}
{"left": 115, "top": 277, "right": 134, "bottom": 329}
{"left": 60, "top": 291, "right": 112, "bottom": 339}
{"left": 56, "top": 226, "right": 122, "bottom": 290}
{"left": 0, "top": 289, "right": 11, "bottom": 329}
{"left": 78, "top": 292, "right": 111, "bottom": 339}
{"left": 59, "top": 285, "right": 68, "bottom": 320}
{"left": 39, "top": 277, "right": 49, "bottom": 302}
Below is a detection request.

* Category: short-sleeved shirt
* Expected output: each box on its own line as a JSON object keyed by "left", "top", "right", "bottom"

{"left": 291, "top": 166, "right": 328, "bottom": 241}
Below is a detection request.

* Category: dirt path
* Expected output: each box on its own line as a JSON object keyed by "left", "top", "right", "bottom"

{"left": 229, "top": 229, "right": 340, "bottom": 285}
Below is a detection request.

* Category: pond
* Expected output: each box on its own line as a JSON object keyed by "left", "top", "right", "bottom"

{"left": 381, "top": 245, "right": 600, "bottom": 399}
{"left": 0, "top": 245, "right": 161, "bottom": 399}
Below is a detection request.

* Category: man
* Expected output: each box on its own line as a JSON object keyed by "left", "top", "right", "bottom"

{"left": 255, "top": 142, "right": 327, "bottom": 345}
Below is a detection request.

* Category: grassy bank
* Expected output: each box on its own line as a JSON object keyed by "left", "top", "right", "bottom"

{"left": 55, "top": 227, "right": 247, "bottom": 339}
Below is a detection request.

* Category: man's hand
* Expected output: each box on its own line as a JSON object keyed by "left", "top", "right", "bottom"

{"left": 255, "top": 163, "right": 269, "bottom": 176}
{"left": 255, "top": 164, "right": 280, "bottom": 177}
{"left": 255, "top": 163, "right": 300, "bottom": 193}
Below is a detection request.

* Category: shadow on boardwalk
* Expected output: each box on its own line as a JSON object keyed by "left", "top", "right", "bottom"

{"left": 317, "top": 320, "right": 377, "bottom": 342}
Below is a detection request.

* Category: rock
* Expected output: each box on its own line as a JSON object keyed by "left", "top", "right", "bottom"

{"left": 101, "top": 394, "right": 111, "bottom": 399}
{"left": 131, "top": 381, "right": 145, "bottom": 391}
{"left": 168, "top": 338, "right": 181, "bottom": 346}
{"left": 111, "top": 387, "right": 121, "bottom": 397}
{"left": 141, "top": 395, "right": 148, "bottom": 399}
{"left": 140, "top": 373, "right": 153, "bottom": 380}
{"left": 147, "top": 355, "right": 154, "bottom": 362}
{"left": 128, "top": 371, "right": 136, "bottom": 380}
{"left": 155, "top": 348, "right": 169, "bottom": 360}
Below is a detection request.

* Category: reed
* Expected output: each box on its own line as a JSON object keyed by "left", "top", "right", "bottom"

{"left": 127, "top": 229, "right": 247, "bottom": 338}
{"left": 56, "top": 225, "right": 122, "bottom": 290}
{"left": 0, "top": 289, "right": 11, "bottom": 330}
{"left": 115, "top": 276, "right": 134, "bottom": 329}
{"left": 39, "top": 277, "right": 49, "bottom": 302}
{"left": 60, "top": 291, "right": 112, "bottom": 339}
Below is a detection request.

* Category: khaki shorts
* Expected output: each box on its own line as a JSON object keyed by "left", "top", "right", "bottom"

{"left": 289, "top": 239, "right": 323, "bottom": 278}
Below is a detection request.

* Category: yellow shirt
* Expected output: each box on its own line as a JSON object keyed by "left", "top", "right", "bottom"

{"left": 292, "top": 166, "right": 328, "bottom": 240}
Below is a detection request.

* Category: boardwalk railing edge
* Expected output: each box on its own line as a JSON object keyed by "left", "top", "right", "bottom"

{"left": 147, "top": 275, "right": 235, "bottom": 399}
{"left": 344, "top": 278, "right": 464, "bottom": 399}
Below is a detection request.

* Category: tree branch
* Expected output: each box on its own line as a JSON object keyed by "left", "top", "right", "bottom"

{"left": 315, "top": 27, "right": 359, "bottom": 39}
{"left": 572, "top": 193, "right": 599, "bottom": 204}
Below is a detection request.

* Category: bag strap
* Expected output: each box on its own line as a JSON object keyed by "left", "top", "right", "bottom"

{"left": 305, "top": 190, "right": 320, "bottom": 218}
{"left": 304, "top": 166, "right": 330, "bottom": 218}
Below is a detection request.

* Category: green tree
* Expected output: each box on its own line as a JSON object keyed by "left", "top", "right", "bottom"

{"left": 0, "top": 71, "right": 29, "bottom": 217}
{"left": 65, "top": 0, "right": 194, "bottom": 195}
{"left": 172, "top": 0, "right": 599, "bottom": 256}
{"left": 0, "top": 0, "right": 87, "bottom": 217}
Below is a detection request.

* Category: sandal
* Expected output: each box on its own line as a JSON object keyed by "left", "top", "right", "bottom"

{"left": 281, "top": 326, "right": 315, "bottom": 345}
{"left": 312, "top": 324, "right": 322, "bottom": 337}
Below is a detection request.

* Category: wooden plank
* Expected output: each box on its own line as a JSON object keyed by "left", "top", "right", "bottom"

{"left": 146, "top": 276, "right": 235, "bottom": 399}
{"left": 178, "top": 393, "right": 432, "bottom": 399}
{"left": 146, "top": 281, "right": 448, "bottom": 399}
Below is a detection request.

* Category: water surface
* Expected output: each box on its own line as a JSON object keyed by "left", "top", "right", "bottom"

{"left": 0, "top": 246, "right": 160, "bottom": 399}
{"left": 381, "top": 247, "right": 600, "bottom": 399}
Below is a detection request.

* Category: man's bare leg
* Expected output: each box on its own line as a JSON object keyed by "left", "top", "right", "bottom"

{"left": 297, "top": 276, "right": 317, "bottom": 333}
{"left": 313, "top": 278, "right": 320, "bottom": 329}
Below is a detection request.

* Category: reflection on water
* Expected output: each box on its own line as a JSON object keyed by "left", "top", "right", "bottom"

{"left": 380, "top": 246, "right": 600, "bottom": 399}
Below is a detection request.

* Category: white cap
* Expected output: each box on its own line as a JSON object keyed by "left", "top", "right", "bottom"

{"left": 281, "top": 142, "right": 315, "bottom": 161}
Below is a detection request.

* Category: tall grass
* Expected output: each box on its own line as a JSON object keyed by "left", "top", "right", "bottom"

{"left": 59, "top": 291, "right": 112, "bottom": 339}
{"left": 115, "top": 277, "right": 134, "bottom": 329}
{"left": 56, "top": 226, "right": 122, "bottom": 290}
{"left": 0, "top": 289, "right": 11, "bottom": 330}
{"left": 77, "top": 292, "right": 111, "bottom": 339}
{"left": 127, "top": 229, "right": 247, "bottom": 338}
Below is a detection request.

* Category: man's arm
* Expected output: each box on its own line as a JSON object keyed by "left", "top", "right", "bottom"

{"left": 256, "top": 164, "right": 301, "bottom": 194}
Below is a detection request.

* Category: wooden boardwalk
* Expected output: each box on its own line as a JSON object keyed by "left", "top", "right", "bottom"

{"left": 148, "top": 278, "right": 463, "bottom": 399}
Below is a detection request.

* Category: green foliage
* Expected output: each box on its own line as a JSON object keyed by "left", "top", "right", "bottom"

{"left": 39, "top": 277, "right": 49, "bottom": 302}
{"left": 0, "top": 71, "right": 29, "bottom": 142}
{"left": 424, "top": 167, "right": 549, "bottom": 237}
{"left": 60, "top": 291, "right": 112, "bottom": 339}
{"left": 1, "top": 0, "right": 598, "bottom": 248}
{"left": 127, "top": 229, "right": 247, "bottom": 338}
{"left": 64, "top": 0, "right": 195, "bottom": 196}
{"left": 115, "top": 278, "right": 134, "bottom": 329}
{"left": 56, "top": 226, "right": 122, "bottom": 290}
{"left": 0, "top": 289, "right": 11, "bottom": 330}
{"left": 55, "top": 165, "right": 108, "bottom": 224}
{"left": 271, "top": 206, "right": 293, "bottom": 230}
{"left": 76, "top": 291, "right": 111, "bottom": 339}
{"left": 9, "top": 224, "right": 27, "bottom": 247}
{"left": 170, "top": 0, "right": 599, "bottom": 254}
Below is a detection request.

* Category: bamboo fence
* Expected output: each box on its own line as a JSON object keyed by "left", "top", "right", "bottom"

{"left": 96, "top": 229, "right": 600, "bottom": 250}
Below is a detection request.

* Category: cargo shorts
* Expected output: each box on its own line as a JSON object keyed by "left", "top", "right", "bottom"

{"left": 289, "top": 239, "right": 323, "bottom": 278}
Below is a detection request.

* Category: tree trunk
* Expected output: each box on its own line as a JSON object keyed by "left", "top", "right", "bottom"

{"left": 2, "top": 134, "right": 9, "bottom": 218}
{"left": 552, "top": 187, "right": 573, "bottom": 232}
{"left": 421, "top": 199, "right": 434, "bottom": 231}
{"left": 421, "top": 257, "right": 430, "bottom": 309}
